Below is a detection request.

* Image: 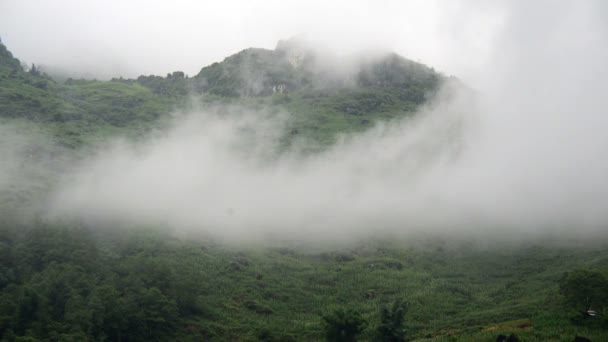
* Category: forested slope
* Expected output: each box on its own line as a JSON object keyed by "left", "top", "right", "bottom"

{"left": 1, "top": 41, "right": 607, "bottom": 341}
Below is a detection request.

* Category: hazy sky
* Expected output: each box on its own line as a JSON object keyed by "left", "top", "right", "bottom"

{"left": 0, "top": 0, "right": 503, "bottom": 81}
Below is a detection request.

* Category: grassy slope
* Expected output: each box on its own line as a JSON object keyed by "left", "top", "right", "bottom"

{"left": 0, "top": 43, "right": 178, "bottom": 147}
{"left": 1, "top": 42, "right": 607, "bottom": 341}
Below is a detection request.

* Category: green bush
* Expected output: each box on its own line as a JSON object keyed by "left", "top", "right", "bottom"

{"left": 322, "top": 308, "right": 367, "bottom": 342}
{"left": 375, "top": 299, "right": 408, "bottom": 342}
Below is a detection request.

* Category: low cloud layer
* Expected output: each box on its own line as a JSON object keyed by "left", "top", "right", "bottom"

{"left": 47, "top": 83, "right": 476, "bottom": 242}
{"left": 2, "top": 1, "right": 608, "bottom": 243}
{"left": 47, "top": 62, "right": 608, "bottom": 243}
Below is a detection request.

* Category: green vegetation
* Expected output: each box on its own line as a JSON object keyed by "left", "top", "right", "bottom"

{"left": 0, "top": 39, "right": 440, "bottom": 148}
{"left": 0, "top": 43, "right": 181, "bottom": 147}
{"left": 1, "top": 41, "right": 607, "bottom": 341}
{"left": 559, "top": 270, "right": 608, "bottom": 317}
{"left": 1, "top": 226, "right": 608, "bottom": 341}
{"left": 322, "top": 308, "right": 367, "bottom": 341}
{"left": 376, "top": 299, "right": 407, "bottom": 341}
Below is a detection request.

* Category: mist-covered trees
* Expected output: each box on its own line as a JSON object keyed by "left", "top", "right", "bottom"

{"left": 3, "top": 220, "right": 608, "bottom": 340}
{"left": 559, "top": 270, "right": 608, "bottom": 316}
{"left": 0, "top": 226, "right": 201, "bottom": 341}
{"left": 0, "top": 39, "right": 446, "bottom": 150}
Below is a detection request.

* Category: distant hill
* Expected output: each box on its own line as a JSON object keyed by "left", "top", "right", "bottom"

{"left": 0, "top": 38, "right": 444, "bottom": 146}
{"left": 192, "top": 38, "right": 440, "bottom": 100}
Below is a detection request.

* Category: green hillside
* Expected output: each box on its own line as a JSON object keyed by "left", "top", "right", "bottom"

{"left": 0, "top": 41, "right": 607, "bottom": 342}
{"left": 1, "top": 226, "right": 607, "bottom": 341}
{"left": 0, "top": 38, "right": 441, "bottom": 147}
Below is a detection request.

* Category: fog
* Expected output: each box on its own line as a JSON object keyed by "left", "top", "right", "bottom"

{"left": 45, "top": 83, "right": 476, "bottom": 242}
{"left": 2, "top": 1, "right": 608, "bottom": 243}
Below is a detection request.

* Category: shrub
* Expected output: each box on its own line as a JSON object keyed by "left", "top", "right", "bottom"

{"left": 322, "top": 308, "right": 367, "bottom": 342}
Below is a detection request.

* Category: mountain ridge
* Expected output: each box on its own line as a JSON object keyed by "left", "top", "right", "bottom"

{"left": 0, "top": 39, "right": 443, "bottom": 147}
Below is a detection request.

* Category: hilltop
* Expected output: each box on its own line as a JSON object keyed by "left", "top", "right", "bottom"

{"left": 193, "top": 38, "right": 439, "bottom": 98}
{"left": 0, "top": 38, "right": 442, "bottom": 146}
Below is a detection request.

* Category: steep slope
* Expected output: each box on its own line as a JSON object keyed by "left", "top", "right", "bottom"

{"left": 191, "top": 39, "right": 443, "bottom": 143}
{"left": 0, "top": 44, "right": 64, "bottom": 121}
{"left": 0, "top": 42, "right": 176, "bottom": 147}
{"left": 193, "top": 39, "right": 440, "bottom": 99}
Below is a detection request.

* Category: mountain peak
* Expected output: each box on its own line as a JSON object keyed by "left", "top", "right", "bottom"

{"left": 275, "top": 36, "right": 311, "bottom": 68}
{"left": 193, "top": 38, "right": 441, "bottom": 98}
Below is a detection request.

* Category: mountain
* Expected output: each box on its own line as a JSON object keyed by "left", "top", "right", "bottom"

{"left": 1, "top": 40, "right": 608, "bottom": 342}
{"left": 0, "top": 39, "right": 443, "bottom": 146}
{"left": 192, "top": 38, "right": 440, "bottom": 99}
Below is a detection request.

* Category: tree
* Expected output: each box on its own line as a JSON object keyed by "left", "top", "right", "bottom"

{"left": 29, "top": 63, "right": 40, "bottom": 76}
{"left": 322, "top": 308, "right": 367, "bottom": 342}
{"left": 376, "top": 299, "right": 408, "bottom": 342}
{"left": 559, "top": 270, "right": 608, "bottom": 316}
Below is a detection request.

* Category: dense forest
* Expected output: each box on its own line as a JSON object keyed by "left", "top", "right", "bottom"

{"left": 1, "top": 39, "right": 607, "bottom": 341}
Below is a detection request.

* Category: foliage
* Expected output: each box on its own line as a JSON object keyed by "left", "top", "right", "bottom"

{"left": 376, "top": 299, "right": 408, "bottom": 342}
{"left": 0, "top": 40, "right": 442, "bottom": 149}
{"left": 322, "top": 308, "right": 367, "bottom": 342}
{"left": 193, "top": 48, "right": 310, "bottom": 97}
{"left": 559, "top": 269, "right": 608, "bottom": 314}
{"left": 1, "top": 224, "right": 608, "bottom": 340}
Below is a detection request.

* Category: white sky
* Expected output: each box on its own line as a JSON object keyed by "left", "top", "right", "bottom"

{"left": 0, "top": 0, "right": 504, "bottom": 82}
